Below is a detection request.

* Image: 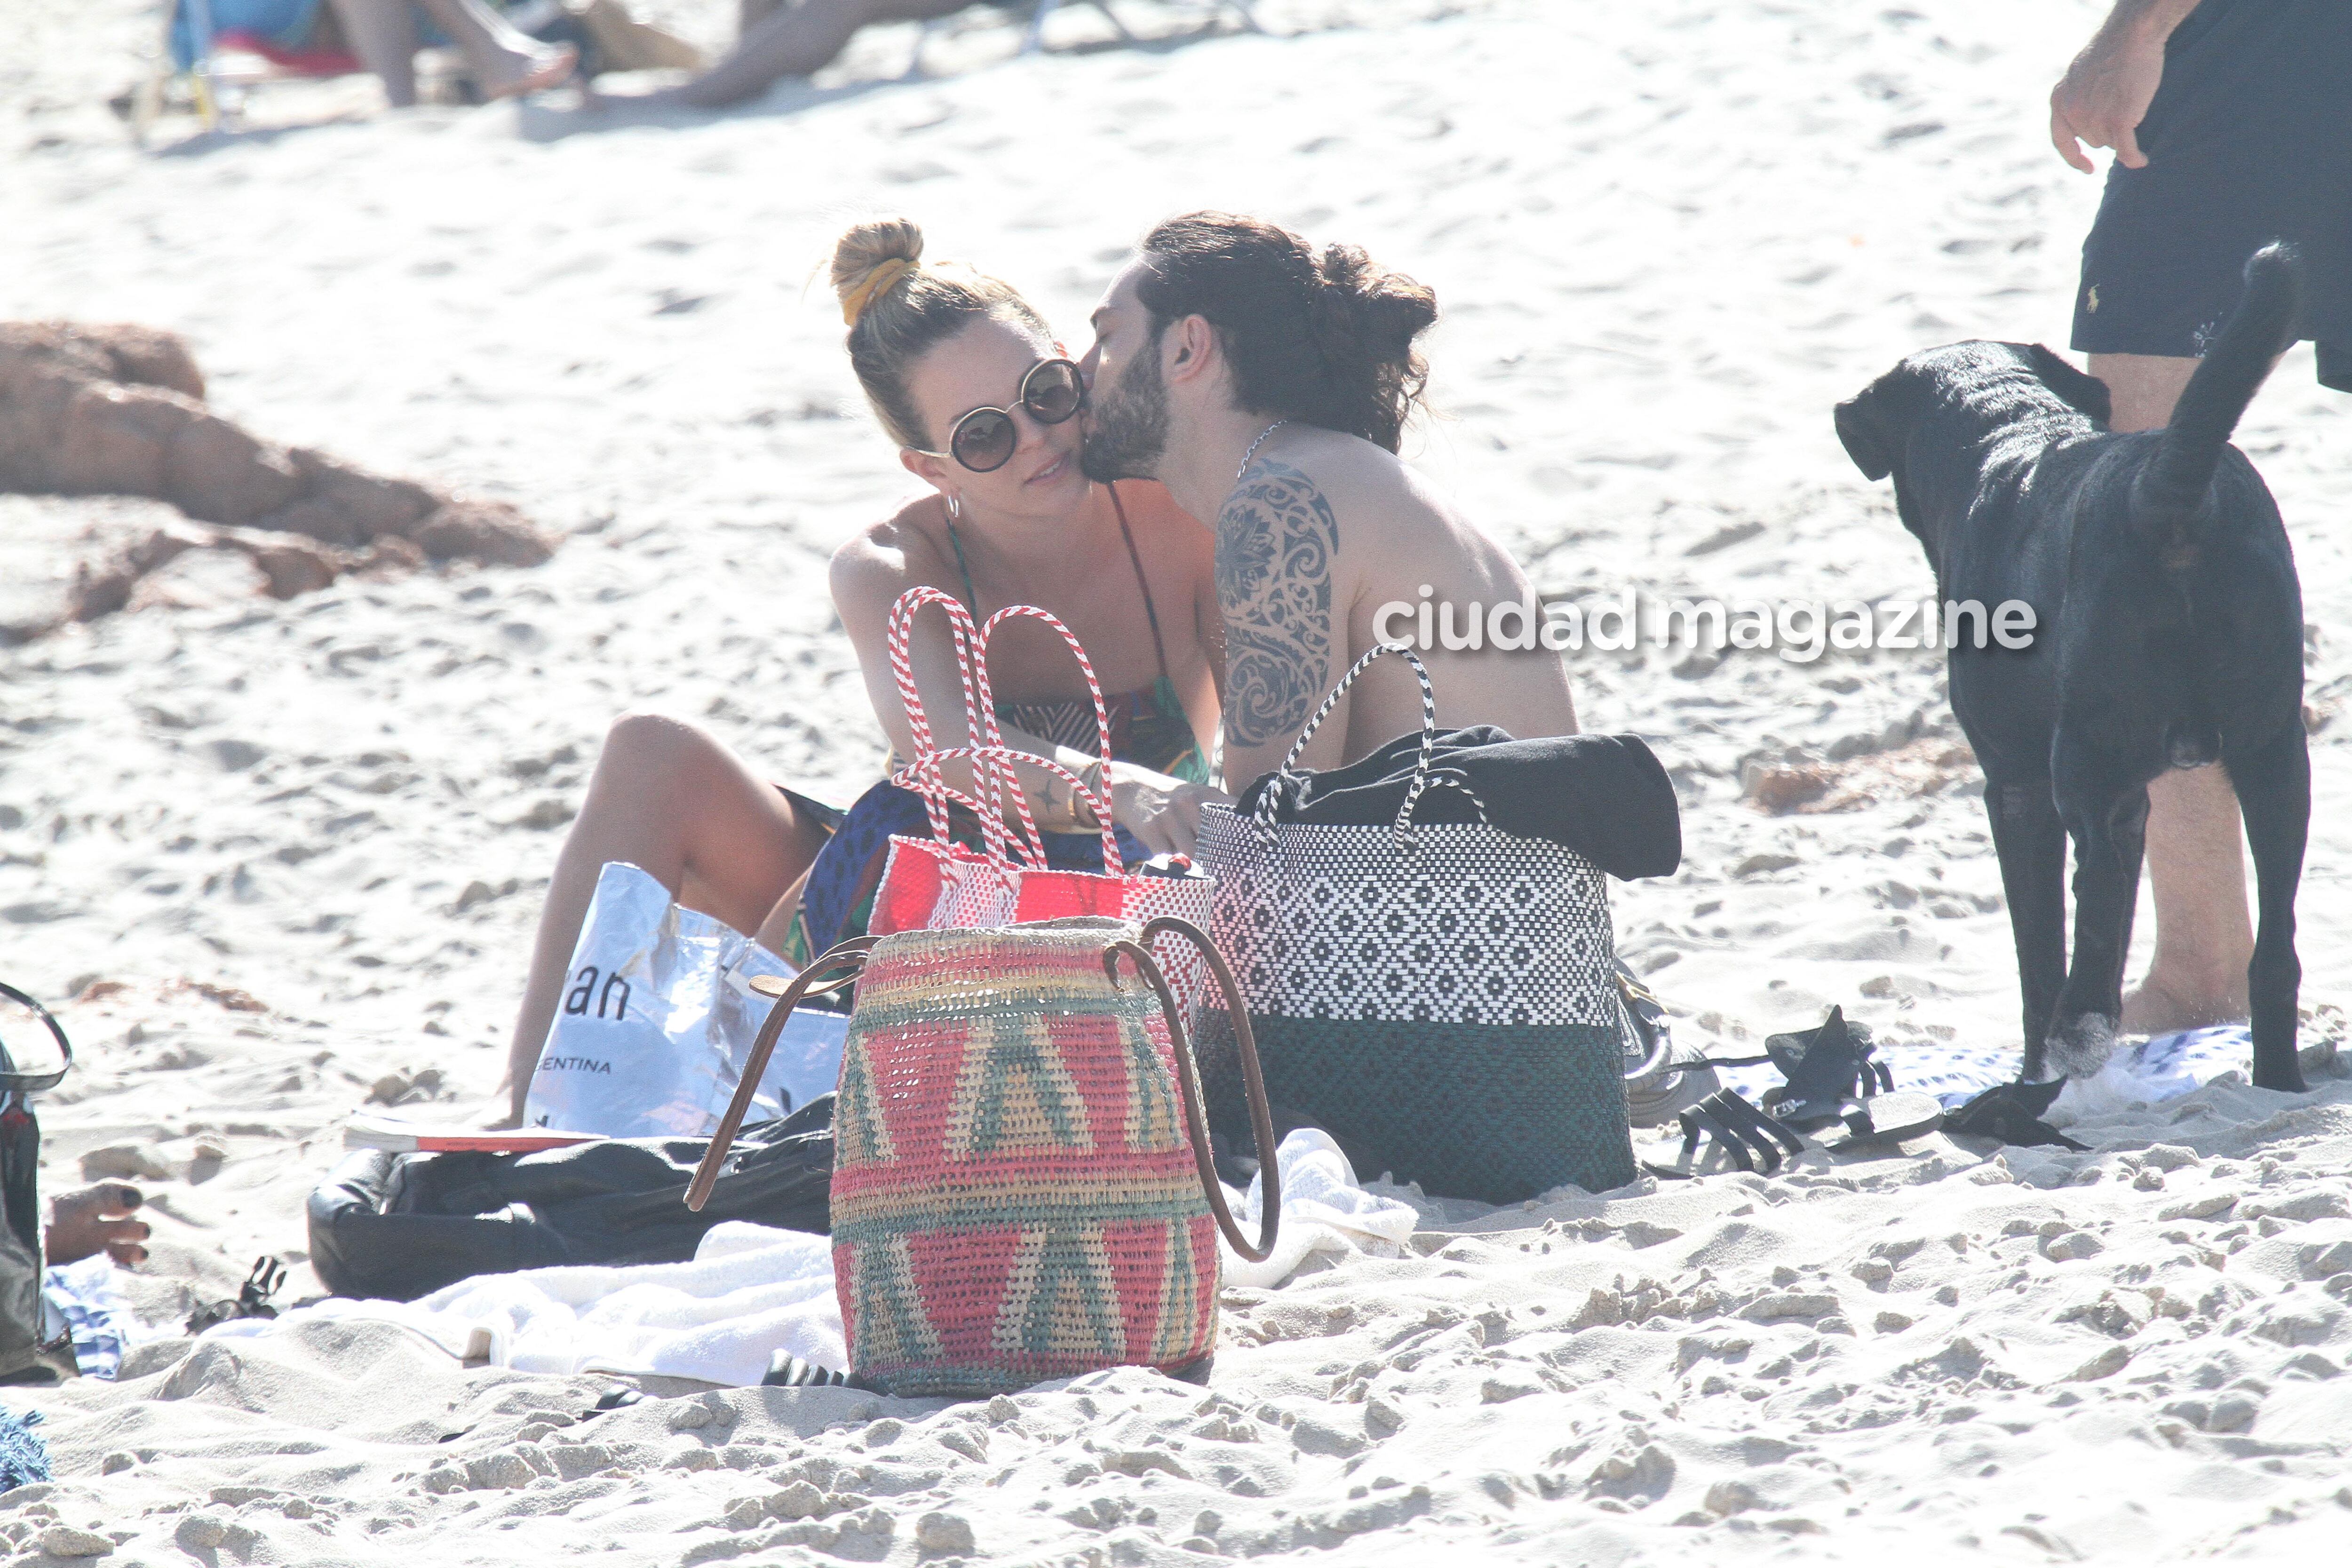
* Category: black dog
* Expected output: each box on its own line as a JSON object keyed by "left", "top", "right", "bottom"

{"left": 1835, "top": 246, "right": 2306, "bottom": 1092}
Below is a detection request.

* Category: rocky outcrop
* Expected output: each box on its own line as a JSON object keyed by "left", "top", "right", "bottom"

{"left": 0, "top": 322, "right": 554, "bottom": 634}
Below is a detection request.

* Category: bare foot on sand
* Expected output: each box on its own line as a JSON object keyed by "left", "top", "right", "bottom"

{"left": 479, "top": 41, "right": 578, "bottom": 101}
{"left": 2122, "top": 971, "right": 2251, "bottom": 1037}
{"left": 46, "top": 1183, "right": 149, "bottom": 1267}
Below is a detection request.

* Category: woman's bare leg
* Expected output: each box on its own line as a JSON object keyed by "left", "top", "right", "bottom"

{"left": 498, "top": 712, "right": 827, "bottom": 1122}
{"left": 326, "top": 0, "right": 424, "bottom": 107}
{"left": 640, "top": 0, "right": 961, "bottom": 108}
{"left": 328, "top": 0, "right": 572, "bottom": 104}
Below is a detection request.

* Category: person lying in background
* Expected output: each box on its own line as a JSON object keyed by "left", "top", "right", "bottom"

{"left": 1080, "top": 211, "right": 1581, "bottom": 783}
{"left": 612, "top": 0, "right": 967, "bottom": 110}
{"left": 174, "top": 0, "right": 577, "bottom": 108}
{"left": 495, "top": 217, "right": 1227, "bottom": 1125}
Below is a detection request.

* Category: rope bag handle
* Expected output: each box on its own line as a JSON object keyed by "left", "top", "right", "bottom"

{"left": 1250, "top": 641, "right": 1485, "bottom": 854}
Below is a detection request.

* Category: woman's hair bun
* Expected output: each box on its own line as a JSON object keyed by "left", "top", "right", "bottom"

{"left": 832, "top": 218, "right": 926, "bottom": 320}
{"left": 829, "top": 218, "right": 1049, "bottom": 452}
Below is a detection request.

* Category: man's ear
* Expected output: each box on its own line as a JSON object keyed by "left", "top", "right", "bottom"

{"left": 1834, "top": 386, "right": 1894, "bottom": 481}
{"left": 2024, "top": 344, "right": 2113, "bottom": 426}
{"left": 1163, "top": 314, "right": 1217, "bottom": 388}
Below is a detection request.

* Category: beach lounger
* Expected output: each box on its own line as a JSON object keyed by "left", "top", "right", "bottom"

{"left": 127, "top": 0, "right": 366, "bottom": 141}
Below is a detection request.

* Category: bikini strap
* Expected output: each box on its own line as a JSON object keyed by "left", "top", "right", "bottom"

{"left": 1106, "top": 483, "right": 1170, "bottom": 681}
{"left": 949, "top": 486, "right": 1167, "bottom": 680}
{"left": 942, "top": 508, "right": 981, "bottom": 614}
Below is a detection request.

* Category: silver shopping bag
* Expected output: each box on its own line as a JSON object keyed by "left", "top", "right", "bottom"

{"left": 522, "top": 861, "right": 849, "bottom": 1137}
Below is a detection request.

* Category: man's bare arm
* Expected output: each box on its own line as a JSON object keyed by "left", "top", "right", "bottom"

{"left": 1215, "top": 458, "right": 1338, "bottom": 771}
{"left": 2050, "top": 0, "right": 2199, "bottom": 173}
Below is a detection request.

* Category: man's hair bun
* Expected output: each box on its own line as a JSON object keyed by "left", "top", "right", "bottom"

{"left": 1136, "top": 212, "right": 1437, "bottom": 454}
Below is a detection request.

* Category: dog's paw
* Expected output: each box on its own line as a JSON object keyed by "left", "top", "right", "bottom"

{"left": 2045, "top": 1013, "right": 2119, "bottom": 1079}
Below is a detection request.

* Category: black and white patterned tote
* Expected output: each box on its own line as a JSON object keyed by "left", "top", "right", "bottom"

{"left": 1194, "top": 645, "right": 1637, "bottom": 1204}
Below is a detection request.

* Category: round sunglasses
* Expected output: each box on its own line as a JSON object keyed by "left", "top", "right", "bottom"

{"left": 918, "top": 358, "right": 1087, "bottom": 474}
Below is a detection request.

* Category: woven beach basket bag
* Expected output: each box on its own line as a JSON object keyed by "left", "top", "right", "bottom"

{"left": 689, "top": 915, "right": 1278, "bottom": 1398}
{"left": 1195, "top": 644, "right": 1638, "bottom": 1205}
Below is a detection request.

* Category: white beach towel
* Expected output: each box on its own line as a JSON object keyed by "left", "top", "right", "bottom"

{"left": 1711, "top": 1025, "right": 2260, "bottom": 1117}
{"left": 1219, "top": 1128, "right": 1419, "bottom": 1289}
{"left": 212, "top": 1221, "right": 845, "bottom": 1388}
{"left": 227, "top": 1131, "right": 1419, "bottom": 1385}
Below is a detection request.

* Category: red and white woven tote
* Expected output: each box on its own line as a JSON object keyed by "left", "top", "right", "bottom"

{"left": 866, "top": 587, "right": 1216, "bottom": 1012}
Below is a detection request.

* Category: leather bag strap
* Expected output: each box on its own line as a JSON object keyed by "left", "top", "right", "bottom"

{"left": 1103, "top": 916, "right": 1281, "bottom": 1264}
{"left": 685, "top": 937, "right": 877, "bottom": 1211}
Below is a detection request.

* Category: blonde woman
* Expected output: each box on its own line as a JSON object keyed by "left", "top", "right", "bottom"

{"left": 497, "top": 220, "right": 1227, "bottom": 1123}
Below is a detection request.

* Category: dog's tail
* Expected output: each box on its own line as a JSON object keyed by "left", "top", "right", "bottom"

{"left": 2133, "top": 243, "right": 2301, "bottom": 526}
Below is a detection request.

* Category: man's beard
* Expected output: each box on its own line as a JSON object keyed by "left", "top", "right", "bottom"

{"left": 1080, "top": 348, "right": 1170, "bottom": 483}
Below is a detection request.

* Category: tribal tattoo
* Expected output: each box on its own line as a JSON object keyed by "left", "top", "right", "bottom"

{"left": 1215, "top": 459, "right": 1338, "bottom": 750}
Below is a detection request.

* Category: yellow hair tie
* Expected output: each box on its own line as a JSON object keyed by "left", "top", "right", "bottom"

{"left": 841, "top": 258, "right": 916, "bottom": 326}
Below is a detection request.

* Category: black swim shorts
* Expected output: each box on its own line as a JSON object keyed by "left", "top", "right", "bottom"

{"left": 2072, "top": 0, "right": 2352, "bottom": 390}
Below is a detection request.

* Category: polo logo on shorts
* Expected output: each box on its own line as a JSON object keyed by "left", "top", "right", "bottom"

{"left": 2086, "top": 285, "right": 2101, "bottom": 313}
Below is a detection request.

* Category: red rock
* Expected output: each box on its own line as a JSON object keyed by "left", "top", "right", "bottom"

{"left": 239, "top": 535, "right": 341, "bottom": 599}
{"left": 353, "top": 534, "right": 429, "bottom": 577}
{"left": 77, "top": 323, "right": 206, "bottom": 401}
{"left": 279, "top": 447, "right": 439, "bottom": 543}
{"left": 51, "top": 381, "right": 199, "bottom": 496}
{"left": 164, "top": 414, "right": 302, "bottom": 525}
{"left": 408, "top": 500, "right": 556, "bottom": 566}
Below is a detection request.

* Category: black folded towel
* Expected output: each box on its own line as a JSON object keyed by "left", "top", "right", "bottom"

{"left": 1231, "top": 726, "right": 1681, "bottom": 880}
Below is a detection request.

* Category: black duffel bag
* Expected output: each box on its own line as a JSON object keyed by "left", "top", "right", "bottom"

{"left": 308, "top": 1095, "right": 834, "bottom": 1302}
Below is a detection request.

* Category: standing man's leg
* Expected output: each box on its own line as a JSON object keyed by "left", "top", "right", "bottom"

{"left": 2089, "top": 351, "right": 2256, "bottom": 1033}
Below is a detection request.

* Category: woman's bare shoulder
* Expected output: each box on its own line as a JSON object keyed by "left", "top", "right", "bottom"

{"left": 830, "top": 495, "right": 951, "bottom": 621}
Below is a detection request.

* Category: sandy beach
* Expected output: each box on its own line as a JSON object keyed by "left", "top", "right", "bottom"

{"left": 3, "top": 0, "right": 2351, "bottom": 1560}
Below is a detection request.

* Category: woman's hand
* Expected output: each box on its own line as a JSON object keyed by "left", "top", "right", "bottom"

{"left": 1099, "top": 764, "right": 1232, "bottom": 858}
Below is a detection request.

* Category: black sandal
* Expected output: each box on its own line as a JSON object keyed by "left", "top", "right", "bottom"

{"left": 1674, "top": 1090, "right": 1808, "bottom": 1175}
{"left": 1944, "top": 1079, "right": 2087, "bottom": 1151}
{"left": 762, "top": 1352, "right": 882, "bottom": 1392}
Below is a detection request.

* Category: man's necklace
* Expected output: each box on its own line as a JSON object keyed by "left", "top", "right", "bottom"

{"left": 1235, "top": 419, "right": 1288, "bottom": 482}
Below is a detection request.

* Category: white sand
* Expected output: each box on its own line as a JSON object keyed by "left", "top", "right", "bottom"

{"left": 4, "top": 0, "right": 2352, "bottom": 1560}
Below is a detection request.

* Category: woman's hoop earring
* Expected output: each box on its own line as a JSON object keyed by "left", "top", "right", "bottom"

{"left": 946, "top": 493, "right": 962, "bottom": 521}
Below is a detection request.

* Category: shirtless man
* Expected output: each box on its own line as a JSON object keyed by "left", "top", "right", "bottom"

{"left": 1077, "top": 212, "right": 1577, "bottom": 783}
